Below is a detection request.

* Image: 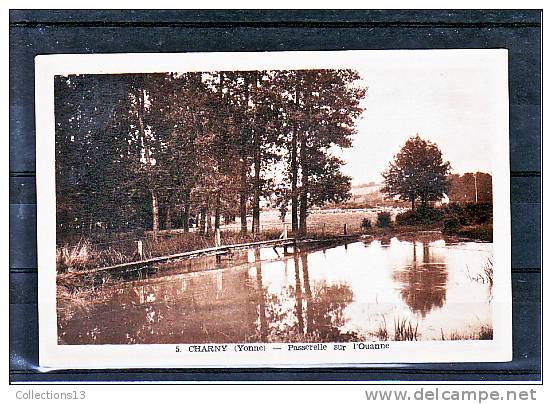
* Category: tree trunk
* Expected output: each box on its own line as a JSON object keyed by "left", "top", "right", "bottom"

{"left": 165, "top": 204, "right": 172, "bottom": 230}
{"left": 214, "top": 189, "right": 221, "bottom": 230}
{"left": 291, "top": 84, "right": 301, "bottom": 234}
{"left": 252, "top": 142, "right": 261, "bottom": 236}
{"left": 411, "top": 198, "right": 415, "bottom": 211}
{"left": 151, "top": 190, "right": 159, "bottom": 241}
{"left": 299, "top": 190, "right": 308, "bottom": 237}
{"left": 206, "top": 194, "right": 212, "bottom": 236}
{"left": 136, "top": 87, "right": 159, "bottom": 240}
{"left": 182, "top": 189, "right": 190, "bottom": 232}
{"left": 251, "top": 72, "right": 261, "bottom": 236}
{"left": 239, "top": 156, "right": 248, "bottom": 235}
{"left": 199, "top": 207, "right": 206, "bottom": 235}
{"left": 299, "top": 135, "right": 308, "bottom": 237}
{"left": 291, "top": 127, "right": 298, "bottom": 234}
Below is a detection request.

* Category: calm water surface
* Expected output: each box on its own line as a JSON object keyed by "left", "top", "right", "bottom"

{"left": 58, "top": 235, "right": 493, "bottom": 344}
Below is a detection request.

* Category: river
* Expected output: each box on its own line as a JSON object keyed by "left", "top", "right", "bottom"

{"left": 58, "top": 233, "right": 493, "bottom": 344}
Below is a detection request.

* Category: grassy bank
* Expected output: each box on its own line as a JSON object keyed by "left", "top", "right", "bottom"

{"left": 391, "top": 203, "right": 493, "bottom": 242}
{"left": 57, "top": 229, "right": 283, "bottom": 274}
{"left": 57, "top": 215, "right": 491, "bottom": 276}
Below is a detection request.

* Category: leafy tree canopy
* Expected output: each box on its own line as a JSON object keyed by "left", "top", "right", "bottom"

{"left": 381, "top": 134, "right": 451, "bottom": 209}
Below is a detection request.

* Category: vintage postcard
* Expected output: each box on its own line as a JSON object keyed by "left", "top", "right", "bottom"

{"left": 36, "top": 50, "right": 512, "bottom": 369}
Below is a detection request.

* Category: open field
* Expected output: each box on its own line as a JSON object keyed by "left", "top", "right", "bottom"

{"left": 221, "top": 207, "right": 408, "bottom": 234}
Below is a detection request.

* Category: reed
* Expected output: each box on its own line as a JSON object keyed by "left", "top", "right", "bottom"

{"left": 482, "top": 258, "right": 493, "bottom": 287}
{"left": 373, "top": 316, "right": 389, "bottom": 341}
{"left": 465, "top": 257, "right": 493, "bottom": 287}
{"left": 394, "top": 318, "right": 419, "bottom": 341}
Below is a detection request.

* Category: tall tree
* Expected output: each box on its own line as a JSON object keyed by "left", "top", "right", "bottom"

{"left": 448, "top": 172, "right": 492, "bottom": 204}
{"left": 248, "top": 70, "right": 286, "bottom": 235}
{"left": 381, "top": 134, "right": 452, "bottom": 210}
{"left": 55, "top": 68, "right": 367, "bottom": 243}
{"left": 127, "top": 75, "right": 166, "bottom": 239}
{"left": 55, "top": 74, "right": 142, "bottom": 238}
{"left": 293, "top": 69, "right": 365, "bottom": 236}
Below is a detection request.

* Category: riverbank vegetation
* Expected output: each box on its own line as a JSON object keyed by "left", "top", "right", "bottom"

{"left": 398, "top": 203, "right": 492, "bottom": 241}
{"left": 441, "top": 325, "right": 493, "bottom": 341}
{"left": 56, "top": 202, "right": 491, "bottom": 275}
{"left": 369, "top": 318, "right": 492, "bottom": 342}
{"left": 357, "top": 202, "right": 492, "bottom": 242}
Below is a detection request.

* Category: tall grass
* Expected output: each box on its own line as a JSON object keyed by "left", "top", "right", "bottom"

{"left": 482, "top": 258, "right": 493, "bottom": 287}
{"left": 394, "top": 318, "right": 419, "bottom": 341}
{"left": 372, "top": 316, "right": 389, "bottom": 341}
{"left": 56, "top": 229, "right": 290, "bottom": 274}
{"left": 465, "top": 257, "right": 493, "bottom": 290}
{"left": 365, "top": 316, "right": 418, "bottom": 341}
{"left": 56, "top": 240, "right": 94, "bottom": 273}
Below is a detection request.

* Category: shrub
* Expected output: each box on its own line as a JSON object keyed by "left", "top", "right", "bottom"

{"left": 453, "top": 224, "right": 493, "bottom": 242}
{"left": 376, "top": 211, "right": 392, "bottom": 228}
{"left": 443, "top": 215, "right": 461, "bottom": 234}
{"left": 394, "top": 209, "right": 417, "bottom": 226}
{"left": 361, "top": 217, "right": 372, "bottom": 231}
{"left": 442, "top": 202, "right": 492, "bottom": 226}
{"left": 463, "top": 203, "right": 493, "bottom": 225}
{"left": 393, "top": 203, "right": 492, "bottom": 228}
{"left": 395, "top": 206, "right": 443, "bottom": 226}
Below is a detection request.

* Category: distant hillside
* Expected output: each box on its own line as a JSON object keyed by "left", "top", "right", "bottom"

{"left": 331, "top": 182, "right": 400, "bottom": 208}
{"left": 350, "top": 182, "right": 382, "bottom": 196}
{"left": 336, "top": 172, "right": 492, "bottom": 209}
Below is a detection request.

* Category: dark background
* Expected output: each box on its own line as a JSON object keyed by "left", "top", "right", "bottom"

{"left": 9, "top": 9, "right": 542, "bottom": 382}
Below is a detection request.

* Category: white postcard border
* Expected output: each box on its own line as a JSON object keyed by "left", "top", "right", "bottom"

{"left": 35, "top": 50, "right": 512, "bottom": 369}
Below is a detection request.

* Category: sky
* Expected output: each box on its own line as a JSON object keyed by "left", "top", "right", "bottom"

{"left": 334, "top": 51, "right": 507, "bottom": 185}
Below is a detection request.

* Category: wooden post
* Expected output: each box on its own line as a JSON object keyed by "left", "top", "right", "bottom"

{"left": 343, "top": 223, "right": 348, "bottom": 235}
{"left": 474, "top": 173, "right": 478, "bottom": 203}
{"left": 215, "top": 228, "right": 221, "bottom": 247}
{"left": 322, "top": 223, "right": 326, "bottom": 236}
{"left": 137, "top": 240, "right": 143, "bottom": 260}
{"left": 215, "top": 228, "right": 222, "bottom": 263}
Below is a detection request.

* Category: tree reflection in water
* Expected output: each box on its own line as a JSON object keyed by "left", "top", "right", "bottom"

{"left": 251, "top": 251, "right": 357, "bottom": 343}
{"left": 58, "top": 239, "right": 493, "bottom": 345}
{"left": 392, "top": 240, "right": 448, "bottom": 318}
{"left": 59, "top": 251, "right": 259, "bottom": 345}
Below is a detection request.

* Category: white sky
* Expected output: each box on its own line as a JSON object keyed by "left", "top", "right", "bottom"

{"left": 336, "top": 51, "right": 507, "bottom": 185}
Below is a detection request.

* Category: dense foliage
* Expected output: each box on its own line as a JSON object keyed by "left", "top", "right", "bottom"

{"left": 381, "top": 135, "right": 451, "bottom": 209}
{"left": 376, "top": 211, "right": 392, "bottom": 228}
{"left": 55, "top": 70, "right": 365, "bottom": 241}
{"left": 395, "top": 203, "right": 492, "bottom": 227}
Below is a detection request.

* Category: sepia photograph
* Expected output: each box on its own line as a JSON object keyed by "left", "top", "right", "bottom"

{"left": 35, "top": 50, "right": 512, "bottom": 368}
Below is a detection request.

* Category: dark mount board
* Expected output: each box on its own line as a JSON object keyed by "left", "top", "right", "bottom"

{"left": 9, "top": 9, "right": 542, "bottom": 383}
